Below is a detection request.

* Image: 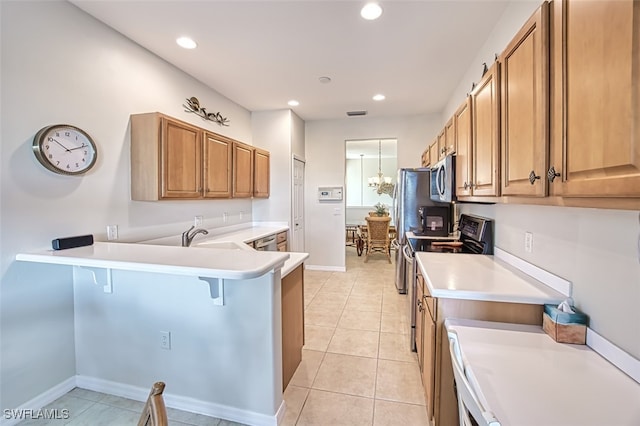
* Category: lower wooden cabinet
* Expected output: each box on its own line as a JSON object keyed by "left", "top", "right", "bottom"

{"left": 416, "top": 270, "right": 545, "bottom": 426}
{"left": 276, "top": 231, "right": 287, "bottom": 252}
{"left": 281, "top": 264, "right": 304, "bottom": 391}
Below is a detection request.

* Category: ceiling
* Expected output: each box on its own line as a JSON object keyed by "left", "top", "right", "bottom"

{"left": 71, "top": 0, "right": 511, "bottom": 121}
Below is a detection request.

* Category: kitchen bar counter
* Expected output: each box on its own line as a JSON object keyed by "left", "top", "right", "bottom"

{"left": 445, "top": 318, "right": 640, "bottom": 426}
{"left": 16, "top": 241, "right": 289, "bottom": 280}
{"left": 416, "top": 251, "right": 566, "bottom": 304}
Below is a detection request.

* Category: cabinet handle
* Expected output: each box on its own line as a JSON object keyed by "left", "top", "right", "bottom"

{"left": 463, "top": 182, "right": 468, "bottom": 190}
{"left": 547, "top": 166, "right": 561, "bottom": 183}
{"left": 417, "top": 300, "right": 423, "bottom": 312}
{"left": 528, "top": 170, "right": 541, "bottom": 185}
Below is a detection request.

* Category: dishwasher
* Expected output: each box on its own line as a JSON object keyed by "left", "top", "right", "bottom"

{"left": 254, "top": 234, "right": 277, "bottom": 251}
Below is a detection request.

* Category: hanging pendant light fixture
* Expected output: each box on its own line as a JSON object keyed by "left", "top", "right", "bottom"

{"left": 368, "top": 140, "right": 395, "bottom": 196}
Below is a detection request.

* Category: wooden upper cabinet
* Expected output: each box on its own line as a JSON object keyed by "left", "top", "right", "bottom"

{"left": 550, "top": 0, "right": 640, "bottom": 197}
{"left": 233, "top": 141, "right": 254, "bottom": 198}
{"left": 161, "top": 119, "right": 203, "bottom": 198}
{"left": 436, "top": 129, "right": 446, "bottom": 161}
{"left": 421, "top": 148, "right": 430, "bottom": 167}
{"left": 429, "top": 140, "right": 439, "bottom": 166}
{"left": 203, "top": 132, "right": 232, "bottom": 198}
{"left": 454, "top": 97, "right": 473, "bottom": 197}
{"left": 470, "top": 62, "right": 501, "bottom": 197}
{"left": 253, "top": 148, "right": 270, "bottom": 198}
{"left": 443, "top": 117, "right": 456, "bottom": 157}
{"left": 500, "top": 2, "right": 549, "bottom": 197}
{"left": 131, "top": 112, "right": 264, "bottom": 201}
{"left": 131, "top": 113, "right": 204, "bottom": 201}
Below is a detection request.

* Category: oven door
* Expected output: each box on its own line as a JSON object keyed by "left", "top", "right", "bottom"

{"left": 403, "top": 243, "right": 417, "bottom": 351}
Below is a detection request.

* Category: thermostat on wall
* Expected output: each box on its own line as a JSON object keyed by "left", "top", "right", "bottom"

{"left": 318, "top": 186, "right": 343, "bottom": 201}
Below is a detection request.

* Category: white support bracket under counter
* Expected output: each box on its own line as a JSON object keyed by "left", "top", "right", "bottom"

{"left": 198, "top": 277, "right": 225, "bottom": 305}
{"left": 74, "top": 265, "right": 113, "bottom": 293}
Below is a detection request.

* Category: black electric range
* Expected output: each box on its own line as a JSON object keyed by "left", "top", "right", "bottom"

{"left": 405, "top": 214, "right": 493, "bottom": 351}
{"left": 408, "top": 214, "right": 494, "bottom": 255}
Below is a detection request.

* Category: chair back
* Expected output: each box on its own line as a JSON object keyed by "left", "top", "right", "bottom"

{"left": 448, "top": 334, "right": 501, "bottom": 426}
{"left": 365, "top": 216, "right": 390, "bottom": 244}
{"left": 137, "top": 381, "right": 168, "bottom": 426}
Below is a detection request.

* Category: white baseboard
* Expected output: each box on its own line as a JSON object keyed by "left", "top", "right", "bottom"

{"left": 304, "top": 264, "right": 346, "bottom": 272}
{"left": 0, "top": 377, "right": 76, "bottom": 426}
{"left": 76, "top": 375, "right": 280, "bottom": 426}
{"left": 586, "top": 329, "right": 640, "bottom": 385}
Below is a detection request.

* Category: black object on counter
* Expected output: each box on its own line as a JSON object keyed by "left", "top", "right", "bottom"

{"left": 52, "top": 234, "right": 94, "bottom": 250}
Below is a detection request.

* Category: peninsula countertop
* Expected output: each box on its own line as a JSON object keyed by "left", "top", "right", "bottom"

{"left": 16, "top": 241, "right": 290, "bottom": 280}
{"left": 415, "top": 252, "right": 566, "bottom": 304}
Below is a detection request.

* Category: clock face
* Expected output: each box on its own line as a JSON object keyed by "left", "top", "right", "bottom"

{"left": 33, "top": 125, "right": 97, "bottom": 175}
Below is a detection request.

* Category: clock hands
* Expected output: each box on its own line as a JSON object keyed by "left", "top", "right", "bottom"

{"left": 52, "top": 138, "right": 71, "bottom": 152}
{"left": 68, "top": 143, "right": 87, "bottom": 151}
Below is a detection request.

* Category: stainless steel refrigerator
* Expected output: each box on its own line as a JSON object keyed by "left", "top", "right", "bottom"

{"left": 392, "top": 168, "right": 437, "bottom": 293}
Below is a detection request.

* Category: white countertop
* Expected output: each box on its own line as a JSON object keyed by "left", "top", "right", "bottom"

{"left": 445, "top": 319, "right": 640, "bottom": 426}
{"left": 16, "top": 224, "right": 308, "bottom": 280}
{"left": 415, "top": 252, "right": 565, "bottom": 304}
{"left": 16, "top": 241, "right": 290, "bottom": 280}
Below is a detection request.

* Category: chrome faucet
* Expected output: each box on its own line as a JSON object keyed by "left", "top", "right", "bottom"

{"left": 181, "top": 225, "right": 208, "bottom": 247}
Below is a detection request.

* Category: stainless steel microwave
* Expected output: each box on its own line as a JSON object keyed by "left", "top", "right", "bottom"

{"left": 430, "top": 155, "right": 456, "bottom": 203}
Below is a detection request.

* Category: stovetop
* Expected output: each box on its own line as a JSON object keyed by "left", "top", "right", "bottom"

{"left": 407, "top": 214, "right": 493, "bottom": 255}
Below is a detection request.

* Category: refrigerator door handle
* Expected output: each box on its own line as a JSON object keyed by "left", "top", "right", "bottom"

{"left": 403, "top": 244, "right": 413, "bottom": 263}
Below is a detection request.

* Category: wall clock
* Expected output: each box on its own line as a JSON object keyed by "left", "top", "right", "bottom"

{"left": 32, "top": 124, "right": 97, "bottom": 175}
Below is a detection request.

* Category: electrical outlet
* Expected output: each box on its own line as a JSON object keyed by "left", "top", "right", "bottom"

{"left": 524, "top": 232, "right": 533, "bottom": 253}
{"left": 106, "top": 225, "right": 118, "bottom": 241}
{"left": 194, "top": 215, "right": 203, "bottom": 226}
{"left": 223, "top": 212, "right": 228, "bottom": 223}
{"left": 160, "top": 331, "right": 171, "bottom": 350}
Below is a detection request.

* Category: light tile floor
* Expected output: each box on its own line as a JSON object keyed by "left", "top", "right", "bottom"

{"left": 18, "top": 247, "right": 426, "bottom": 426}
{"left": 283, "top": 247, "right": 428, "bottom": 426}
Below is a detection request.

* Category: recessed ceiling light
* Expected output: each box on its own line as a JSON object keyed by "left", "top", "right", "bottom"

{"left": 361, "top": 3, "right": 383, "bottom": 20}
{"left": 318, "top": 76, "right": 332, "bottom": 84}
{"left": 176, "top": 37, "right": 197, "bottom": 49}
{"left": 373, "top": 94, "right": 386, "bottom": 101}
{"left": 288, "top": 100, "right": 300, "bottom": 107}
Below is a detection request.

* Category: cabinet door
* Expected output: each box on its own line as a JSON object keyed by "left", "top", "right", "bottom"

{"left": 232, "top": 141, "right": 254, "bottom": 198}
{"left": 253, "top": 148, "right": 270, "bottom": 198}
{"left": 500, "top": 2, "right": 549, "bottom": 197}
{"left": 203, "top": 133, "right": 232, "bottom": 198}
{"left": 429, "top": 141, "right": 439, "bottom": 167}
{"left": 550, "top": 0, "right": 640, "bottom": 197}
{"left": 161, "top": 118, "right": 202, "bottom": 199}
{"left": 471, "top": 62, "right": 501, "bottom": 196}
{"left": 415, "top": 273, "right": 425, "bottom": 371}
{"left": 454, "top": 98, "right": 473, "bottom": 197}
{"left": 437, "top": 129, "right": 446, "bottom": 161}
{"left": 421, "top": 148, "right": 430, "bottom": 167}
{"left": 281, "top": 264, "right": 304, "bottom": 390}
{"left": 422, "top": 308, "right": 436, "bottom": 422}
{"left": 444, "top": 117, "right": 456, "bottom": 156}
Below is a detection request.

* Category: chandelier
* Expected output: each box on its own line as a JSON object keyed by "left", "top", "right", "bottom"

{"left": 368, "top": 140, "right": 395, "bottom": 196}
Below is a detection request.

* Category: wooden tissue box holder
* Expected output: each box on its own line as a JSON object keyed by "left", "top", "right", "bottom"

{"left": 542, "top": 304, "right": 588, "bottom": 344}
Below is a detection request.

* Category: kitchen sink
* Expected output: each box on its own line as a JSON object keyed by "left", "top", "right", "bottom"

{"left": 192, "top": 240, "right": 245, "bottom": 250}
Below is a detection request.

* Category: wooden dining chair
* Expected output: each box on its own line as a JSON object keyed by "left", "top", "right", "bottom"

{"left": 137, "top": 382, "right": 169, "bottom": 426}
{"left": 364, "top": 216, "right": 392, "bottom": 263}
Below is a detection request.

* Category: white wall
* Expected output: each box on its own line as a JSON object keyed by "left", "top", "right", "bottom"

{"left": 252, "top": 110, "right": 293, "bottom": 224}
{"left": 304, "top": 114, "right": 440, "bottom": 269}
{"left": 345, "top": 157, "right": 396, "bottom": 207}
{"left": 0, "top": 1, "right": 256, "bottom": 411}
{"left": 446, "top": 0, "right": 640, "bottom": 359}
